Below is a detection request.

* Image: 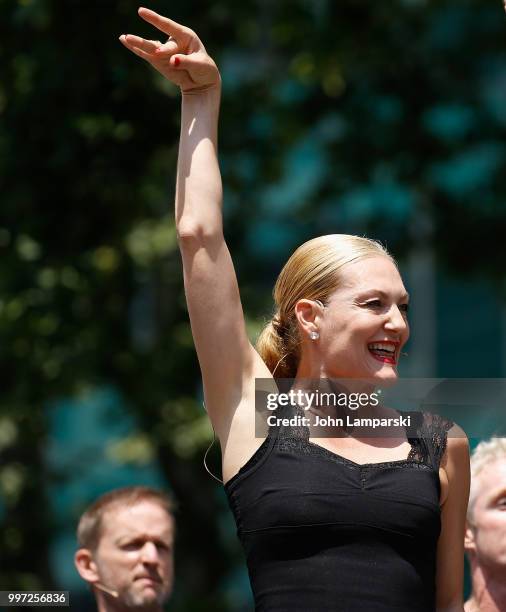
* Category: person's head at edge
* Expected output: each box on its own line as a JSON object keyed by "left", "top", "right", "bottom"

{"left": 74, "top": 486, "right": 175, "bottom": 612}
{"left": 465, "top": 437, "right": 506, "bottom": 610}
{"left": 256, "top": 234, "right": 410, "bottom": 383}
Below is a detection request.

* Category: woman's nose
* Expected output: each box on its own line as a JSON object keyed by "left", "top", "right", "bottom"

{"left": 384, "top": 305, "right": 408, "bottom": 332}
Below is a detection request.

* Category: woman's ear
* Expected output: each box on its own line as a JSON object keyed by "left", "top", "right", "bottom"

{"left": 74, "top": 548, "right": 99, "bottom": 584}
{"left": 294, "top": 299, "right": 323, "bottom": 337}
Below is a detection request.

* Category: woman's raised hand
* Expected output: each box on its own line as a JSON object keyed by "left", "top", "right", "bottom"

{"left": 119, "top": 7, "right": 220, "bottom": 94}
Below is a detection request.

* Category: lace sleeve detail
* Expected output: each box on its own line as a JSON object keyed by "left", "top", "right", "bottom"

{"left": 421, "top": 412, "right": 454, "bottom": 470}
{"left": 404, "top": 411, "right": 454, "bottom": 469}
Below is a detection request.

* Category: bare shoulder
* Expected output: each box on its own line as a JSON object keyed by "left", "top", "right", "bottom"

{"left": 443, "top": 423, "right": 470, "bottom": 471}
{"left": 438, "top": 422, "right": 469, "bottom": 507}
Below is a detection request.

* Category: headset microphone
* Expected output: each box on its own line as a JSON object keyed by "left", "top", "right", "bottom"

{"left": 93, "top": 582, "right": 119, "bottom": 598}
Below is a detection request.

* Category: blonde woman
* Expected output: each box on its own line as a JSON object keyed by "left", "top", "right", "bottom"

{"left": 120, "top": 8, "right": 470, "bottom": 611}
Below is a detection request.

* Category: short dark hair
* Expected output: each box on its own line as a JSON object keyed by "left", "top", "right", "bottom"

{"left": 77, "top": 486, "right": 175, "bottom": 551}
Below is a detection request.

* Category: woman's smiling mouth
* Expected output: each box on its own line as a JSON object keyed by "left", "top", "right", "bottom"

{"left": 367, "top": 341, "right": 399, "bottom": 364}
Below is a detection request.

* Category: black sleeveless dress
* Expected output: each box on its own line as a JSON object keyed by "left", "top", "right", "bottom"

{"left": 224, "top": 410, "right": 453, "bottom": 612}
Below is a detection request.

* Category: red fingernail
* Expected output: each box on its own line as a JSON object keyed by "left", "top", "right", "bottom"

{"left": 174, "top": 57, "right": 180, "bottom": 67}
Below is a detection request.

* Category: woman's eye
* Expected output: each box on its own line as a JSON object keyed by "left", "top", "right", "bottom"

{"left": 364, "top": 300, "right": 382, "bottom": 308}
{"left": 399, "top": 303, "right": 410, "bottom": 314}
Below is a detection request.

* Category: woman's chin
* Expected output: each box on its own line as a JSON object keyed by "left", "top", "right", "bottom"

{"left": 325, "top": 360, "right": 400, "bottom": 384}
{"left": 369, "top": 365, "right": 399, "bottom": 386}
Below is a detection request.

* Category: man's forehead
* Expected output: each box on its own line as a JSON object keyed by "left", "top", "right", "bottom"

{"left": 101, "top": 500, "right": 173, "bottom": 538}
{"left": 477, "top": 459, "right": 506, "bottom": 500}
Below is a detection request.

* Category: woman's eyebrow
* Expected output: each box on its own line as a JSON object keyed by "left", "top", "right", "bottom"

{"left": 356, "top": 289, "right": 410, "bottom": 300}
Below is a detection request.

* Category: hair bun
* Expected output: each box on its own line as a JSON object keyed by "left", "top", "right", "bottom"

{"left": 271, "top": 313, "right": 286, "bottom": 338}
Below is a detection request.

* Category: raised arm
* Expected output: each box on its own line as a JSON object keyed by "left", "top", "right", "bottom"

{"left": 120, "top": 9, "right": 271, "bottom": 473}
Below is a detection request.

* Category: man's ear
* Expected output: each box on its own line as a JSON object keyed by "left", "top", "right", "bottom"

{"left": 464, "top": 520, "right": 476, "bottom": 554}
{"left": 75, "top": 548, "right": 99, "bottom": 584}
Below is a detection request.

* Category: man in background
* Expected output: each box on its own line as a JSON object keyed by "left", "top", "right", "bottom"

{"left": 75, "top": 486, "right": 175, "bottom": 612}
{"left": 464, "top": 437, "right": 506, "bottom": 611}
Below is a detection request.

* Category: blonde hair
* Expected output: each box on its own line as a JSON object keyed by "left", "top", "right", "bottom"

{"left": 256, "top": 234, "right": 395, "bottom": 378}
{"left": 468, "top": 437, "right": 506, "bottom": 520}
{"left": 77, "top": 486, "right": 175, "bottom": 551}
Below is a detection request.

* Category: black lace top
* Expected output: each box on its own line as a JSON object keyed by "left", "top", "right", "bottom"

{"left": 224, "top": 410, "right": 453, "bottom": 612}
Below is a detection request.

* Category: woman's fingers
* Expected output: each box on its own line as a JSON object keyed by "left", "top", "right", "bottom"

{"left": 123, "top": 33, "right": 160, "bottom": 54}
{"left": 119, "top": 9, "right": 220, "bottom": 92}
{"left": 168, "top": 52, "right": 202, "bottom": 72}
{"left": 120, "top": 33, "right": 179, "bottom": 60}
{"left": 170, "top": 52, "right": 220, "bottom": 92}
{"left": 119, "top": 35, "right": 155, "bottom": 61}
{"left": 138, "top": 6, "right": 190, "bottom": 41}
{"left": 155, "top": 37, "right": 179, "bottom": 55}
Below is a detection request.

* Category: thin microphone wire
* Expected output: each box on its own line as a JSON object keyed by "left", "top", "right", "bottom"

{"left": 202, "top": 403, "right": 223, "bottom": 484}
{"left": 94, "top": 583, "right": 119, "bottom": 598}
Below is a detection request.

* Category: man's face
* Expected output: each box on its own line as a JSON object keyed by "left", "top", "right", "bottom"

{"left": 93, "top": 500, "right": 174, "bottom": 609}
{"left": 469, "top": 459, "right": 506, "bottom": 569}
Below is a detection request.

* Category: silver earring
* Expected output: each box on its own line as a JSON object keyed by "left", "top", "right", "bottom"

{"left": 310, "top": 331, "right": 319, "bottom": 340}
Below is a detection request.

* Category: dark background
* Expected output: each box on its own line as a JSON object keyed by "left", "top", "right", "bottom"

{"left": 1, "top": 0, "right": 506, "bottom": 609}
